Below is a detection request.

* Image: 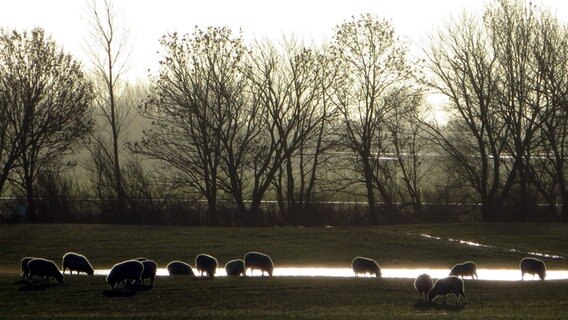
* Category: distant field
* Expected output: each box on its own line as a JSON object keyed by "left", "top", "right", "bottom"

{"left": 1, "top": 223, "right": 568, "bottom": 319}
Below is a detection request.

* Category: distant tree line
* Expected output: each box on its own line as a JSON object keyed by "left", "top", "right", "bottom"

{"left": 1, "top": 0, "right": 567, "bottom": 225}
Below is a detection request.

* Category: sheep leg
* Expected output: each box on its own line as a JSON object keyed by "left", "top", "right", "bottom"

{"left": 443, "top": 294, "right": 447, "bottom": 305}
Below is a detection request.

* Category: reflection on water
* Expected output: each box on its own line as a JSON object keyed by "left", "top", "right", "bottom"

{"left": 93, "top": 267, "right": 568, "bottom": 281}
{"left": 418, "top": 233, "right": 565, "bottom": 260}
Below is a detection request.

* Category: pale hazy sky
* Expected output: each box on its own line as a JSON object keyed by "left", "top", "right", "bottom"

{"left": 1, "top": 0, "right": 567, "bottom": 81}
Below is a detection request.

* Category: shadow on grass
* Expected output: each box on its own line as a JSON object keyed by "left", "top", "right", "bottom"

{"left": 18, "top": 283, "right": 62, "bottom": 291}
{"left": 414, "top": 300, "right": 465, "bottom": 312}
{"left": 102, "top": 289, "right": 137, "bottom": 297}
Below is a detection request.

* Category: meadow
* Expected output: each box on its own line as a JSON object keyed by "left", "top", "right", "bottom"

{"left": 1, "top": 223, "right": 567, "bottom": 319}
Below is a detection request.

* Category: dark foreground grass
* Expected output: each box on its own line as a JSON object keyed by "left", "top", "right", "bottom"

{"left": 1, "top": 223, "right": 568, "bottom": 319}
{"left": 2, "top": 275, "right": 568, "bottom": 319}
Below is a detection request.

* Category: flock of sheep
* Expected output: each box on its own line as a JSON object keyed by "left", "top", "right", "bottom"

{"left": 337, "top": 256, "right": 546, "bottom": 305}
{"left": 20, "top": 252, "right": 547, "bottom": 305}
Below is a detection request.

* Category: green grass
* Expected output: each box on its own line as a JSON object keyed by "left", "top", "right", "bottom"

{"left": 1, "top": 223, "right": 568, "bottom": 319}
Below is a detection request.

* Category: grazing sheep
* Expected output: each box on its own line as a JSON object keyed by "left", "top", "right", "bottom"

{"left": 414, "top": 273, "right": 434, "bottom": 302}
{"left": 351, "top": 257, "right": 382, "bottom": 277}
{"left": 141, "top": 260, "right": 157, "bottom": 287}
{"left": 166, "top": 261, "right": 194, "bottom": 276}
{"left": 21, "top": 257, "right": 34, "bottom": 282}
{"left": 195, "top": 254, "right": 218, "bottom": 278}
{"left": 520, "top": 257, "right": 547, "bottom": 280}
{"left": 244, "top": 252, "right": 274, "bottom": 277}
{"left": 106, "top": 260, "right": 144, "bottom": 290}
{"left": 428, "top": 276, "right": 468, "bottom": 305}
{"left": 62, "top": 252, "right": 94, "bottom": 276}
{"left": 27, "top": 258, "right": 64, "bottom": 285}
{"left": 225, "top": 259, "right": 246, "bottom": 276}
{"left": 449, "top": 261, "right": 478, "bottom": 279}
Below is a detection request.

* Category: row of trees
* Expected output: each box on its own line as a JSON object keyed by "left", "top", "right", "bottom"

{"left": 1, "top": 0, "right": 568, "bottom": 225}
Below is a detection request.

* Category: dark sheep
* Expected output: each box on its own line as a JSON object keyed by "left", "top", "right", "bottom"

{"left": 106, "top": 260, "right": 144, "bottom": 290}
{"left": 21, "top": 257, "right": 34, "bottom": 282}
{"left": 449, "top": 261, "right": 478, "bottom": 279}
{"left": 520, "top": 257, "right": 547, "bottom": 280}
{"left": 428, "top": 276, "right": 467, "bottom": 305}
{"left": 166, "top": 261, "right": 195, "bottom": 276}
{"left": 195, "top": 254, "right": 218, "bottom": 278}
{"left": 225, "top": 259, "right": 246, "bottom": 276}
{"left": 141, "top": 260, "right": 157, "bottom": 287}
{"left": 28, "top": 258, "right": 64, "bottom": 284}
{"left": 244, "top": 252, "right": 274, "bottom": 277}
{"left": 62, "top": 252, "right": 94, "bottom": 276}
{"left": 414, "top": 273, "right": 434, "bottom": 302}
{"left": 351, "top": 256, "right": 382, "bottom": 277}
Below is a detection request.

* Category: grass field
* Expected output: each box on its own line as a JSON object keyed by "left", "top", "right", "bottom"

{"left": 1, "top": 223, "right": 568, "bottom": 319}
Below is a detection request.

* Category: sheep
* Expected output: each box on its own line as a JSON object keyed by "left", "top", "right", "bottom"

{"left": 414, "top": 273, "right": 434, "bottom": 302}
{"left": 166, "top": 261, "right": 195, "bottom": 276}
{"left": 244, "top": 252, "right": 274, "bottom": 277}
{"left": 195, "top": 254, "right": 218, "bottom": 278}
{"left": 27, "top": 258, "right": 64, "bottom": 285}
{"left": 449, "top": 261, "right": 478, "bottom": 279}
{"left": 141, "top": 260, "right": 157, "bottom": 287}
{"left": 225, "top": 259, "right": 246, "bottom": 276}
{"left": 351, "top": 256, "right": 382, "bottom": 277}
{"left": 520, "top": 257, "right": 547, "bottom": 280}
{"left": 428, "top": 276, "right": 468, "bottom": 305}
{"left": 62, "top": 252, "right": 94, "bottom": 276}
{"left": 106, "top": 260, "right": 144, "bottom": 290}
{"left": 21, "top": 257, "right": 34, "bottom": 282}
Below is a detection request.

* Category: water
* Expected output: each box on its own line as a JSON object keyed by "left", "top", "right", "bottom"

{"left": 417, "top": 233, "right": 566, "bottom": 260}
{"left": 93, "top": 267, "right": 568, "bottom": 281}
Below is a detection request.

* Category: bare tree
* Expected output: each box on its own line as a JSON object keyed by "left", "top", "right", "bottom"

{"left": 330, "top": 14, "right": 421, "bottom": 224}
{"left": 84, "top": 0, "right": 131, "bottom": 213}
{"left": 268, "top": 41, "right": 339, "bottom": 224}
{"left": 140, "top": 27, "right": 249, "bottom": 225}
{"left": 0, "top": 28, "right": 93, "bottom": 220}
{"left": 425, "top": 0, "right": 555, "bottom": 221}
{"left": 530, "top": 11, "right": 568, "bottom": 220}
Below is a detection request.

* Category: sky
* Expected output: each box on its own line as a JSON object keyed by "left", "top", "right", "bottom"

{"left": 0, "top": 0, "right": 567, "bottom": 81}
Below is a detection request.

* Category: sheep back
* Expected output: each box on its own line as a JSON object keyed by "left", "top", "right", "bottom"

{"left": 141, "top": 260, "right": 158, "bottom": 286}
{"left": 244, "top": 252, "right": 274, "bottom": 276}
{"left": 449, "top": 261, "right": 478, "bottom": 279}
{"left": 166, "top": 261, "right": 194, "bottom": 276}
{"left": 225, "top": 259, "right": 246, "bottom": 276}
{"left": 428, "top": 276, "right": 467, "bottom": 304}
{"left": 520, "top": 257, "right": 547, "bottom": 280}
{"left": 195, "top": 254, "right": 218, "bottom": 278}
{"left": 28, "top": 258, "right": 64, "bottom": 284}
{"left": 106, "top": 260, "right": 144, "bottom": 290}
{"left": 62, "top": 252, "right": 94, "bottom": 276}
{"left": 414, "top": 273, "right": 433, "bottom": 299}
{"left": 352, "top": 256, "right": 382, "bottom": 277}
{"left": 21, "top": 257, "right": 34, "bottom": 281}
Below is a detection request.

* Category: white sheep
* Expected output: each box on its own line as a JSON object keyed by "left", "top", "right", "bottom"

{"left": 21, "top": 257, "right": 34, "bottom": 282}
{"left": 141, "top": 260, "right": 158, "bottom": 287}
{"left": 520, "top": 257, "right": 546, "bottom": 280}
{"left": 225, "top": 259, "right": 246, "bottom": 276}
{"left": 27, "top": 258, "right": 64, "bottom": 285}
{"left": 106, "top": 260, "right": 144, "bottom": 290}
{"left": 195, "top": 254, "right": 218, "bottom": 278}
{"left": 449, "top": 261, "right": 478, "bottom": 279}
{"left": 62, "top": 252, "right": 94, "bottom": 276}
{"left": 414, "top": 273, "right": 433, "bottom": 302}
{"left": 351, "top": 257, "right": 382, "bottom": 277}
{"left": 244, "top": 252, "right": 274, "bottom": 277}
{"left": 428, "top": 276, "right": 468, "bottom": 305}
{"left": 166, "top": 261, "right": 195, "bottom": 276}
